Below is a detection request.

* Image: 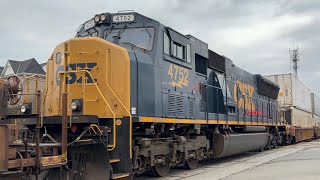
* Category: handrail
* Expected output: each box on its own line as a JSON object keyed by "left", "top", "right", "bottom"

{"left": 104, "top": 49, "right": 132, "bottom": 157}
{"left": 60, "top": 70, "right": 117, "bottom": 151}
{"left": 105, "top": 82, "right": 132, "bottom": 158}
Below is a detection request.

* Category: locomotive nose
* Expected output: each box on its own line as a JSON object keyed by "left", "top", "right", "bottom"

{"left": 46, "top": 37, "right": 131, "bottom": 118}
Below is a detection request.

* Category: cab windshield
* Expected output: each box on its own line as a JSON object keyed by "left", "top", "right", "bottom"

{"left": 104, "top": 27, "right": 155, "bottom": 51}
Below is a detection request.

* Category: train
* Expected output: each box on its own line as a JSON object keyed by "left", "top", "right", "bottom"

{"left": 0, "top": 11, "right": 319, "bottom": 180}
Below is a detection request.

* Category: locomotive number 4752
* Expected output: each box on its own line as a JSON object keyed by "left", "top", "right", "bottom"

{"left": 167, "top": 63, "right": 189, "bottom": 88}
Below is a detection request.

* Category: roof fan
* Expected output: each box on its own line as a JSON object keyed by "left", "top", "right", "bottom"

{"left": 7, "top": 75, "right": 23, "bottom": 105}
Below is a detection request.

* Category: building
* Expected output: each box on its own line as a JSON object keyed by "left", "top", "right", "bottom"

{"left": 0, "top": 58, "right": 46, "bottom": 77}
{"left": 39, "top": 62, "right": 47, "bottom": 73}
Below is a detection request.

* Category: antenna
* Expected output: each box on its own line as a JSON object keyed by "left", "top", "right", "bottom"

{"left": 289, "top": 45, "right": 299, "bottom": 78}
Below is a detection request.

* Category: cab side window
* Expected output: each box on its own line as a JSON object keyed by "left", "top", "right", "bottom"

{"left": 164, "top": 32, "right": 170, "bottom": 55}
{"left": 163, "top": 30, "right": 191, "bottom": 63}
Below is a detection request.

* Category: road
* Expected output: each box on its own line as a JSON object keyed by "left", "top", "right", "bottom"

{"left": 136, "top": 139, "right": 320, "bottom": 180}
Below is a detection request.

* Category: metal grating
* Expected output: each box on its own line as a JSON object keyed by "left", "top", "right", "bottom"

{"left": 176, "top": 95, "right": 184, "bottom": 117}
{"left": 168, "top": 94, "right": 176, "bottom": 116}
{"left": 189, "top": 98, "right": 195, "bottom": 118}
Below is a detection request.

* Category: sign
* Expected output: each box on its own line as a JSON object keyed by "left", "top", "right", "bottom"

{"left": 55, "top": 62, "right": 97, "bottom": 85}
{"left": 112, "top": 14, "right": 135, "bottom": 23}
{"left": 167, "top": 63, "right": 189, "bottom": 88}
{"left": 233, "top": 80, "right": 255, "bottom": 111}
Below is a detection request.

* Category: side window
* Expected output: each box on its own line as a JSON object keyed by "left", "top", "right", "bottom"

{"left": 186, "top": 44, "right": 191, "bottom": 63}
{"left": 164, "top": 32, "right": 170, "bottom": 55}
{"left": 171, "top": 41, "right": 185, "bottom": 60}
{"left": 164, "top": 30, "right": 191, "bottom": 63}
{"left": 195, "top": 54, "right": 207, "bottom": 75}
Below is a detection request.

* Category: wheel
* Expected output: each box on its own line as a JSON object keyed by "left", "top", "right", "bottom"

{"left": 185, "top": 159, "right": 199, "bottom": 170}
{"left": 265, "top": 140, "right": 272, "bottom": 150}
{"left": 151, "top": 164, "right": 171, "bottom": 177}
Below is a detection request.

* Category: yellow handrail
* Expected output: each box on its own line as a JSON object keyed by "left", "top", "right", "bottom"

{"left": 60, "top": 70, "right": 117, "bottom": 151}
{"left": 105, "top": 83, "right": 132, "bottom": 158}
{"left": 105, "top": 49, "right": 132, "bottom": 157}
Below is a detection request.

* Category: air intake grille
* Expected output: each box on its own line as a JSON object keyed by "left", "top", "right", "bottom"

{"left": 168, "top": 94, "right": 176, "bottom": 117}
{"left": 189, "top": 98, "right": 195, "bottom": 118}
{"left": 176, "top": 95, "right": 184, "bottom": 117}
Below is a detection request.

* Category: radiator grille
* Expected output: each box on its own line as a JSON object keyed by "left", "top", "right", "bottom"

{"left": 176, "top": 96, "right": 184, "bottom": 117}
{"left": 189, "top": 98, "right": 195, "bottom": 118}
{"left": 168, "top": 94, "right": 176, "bottom": 116}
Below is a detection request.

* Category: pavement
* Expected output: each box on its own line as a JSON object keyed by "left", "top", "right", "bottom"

{"left": 136, "top": 139, "right": 320, "bottom": 180}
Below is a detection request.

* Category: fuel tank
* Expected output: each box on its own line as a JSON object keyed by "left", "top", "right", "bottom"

{"left": 213, "top": 133, "right": 268, "bottom": 158}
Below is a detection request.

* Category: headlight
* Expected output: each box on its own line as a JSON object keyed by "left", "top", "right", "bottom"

{"left": 94, "top": 15, "right": 100, "bottom": 23}
{"left": 100, "top": 15, "right": 106, "bottom": 22}
{"left": 20, "top": 104, "right": 30, "bottom": 114}
{"left": 71, "top": 100, "right": 81, "bottom": 111}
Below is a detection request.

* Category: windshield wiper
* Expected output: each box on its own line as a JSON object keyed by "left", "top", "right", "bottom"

{"left": 104, "top": 25, "right": 114, "bottom": 39}
{"left": 121, "top": 42, "right": 148, "bottom": 51}
{"left": 143, "top": 23, "right": 152, "bottom": 38}
{"left": 112, "top": 25, "right": 128, "bottom": 44}
{"left": 117, "top": 24, "right": 128, "bottom": 37}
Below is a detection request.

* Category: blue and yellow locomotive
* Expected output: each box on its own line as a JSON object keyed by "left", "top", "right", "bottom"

{"left": 0, "top": 11, "right": 288, "bottom": 180}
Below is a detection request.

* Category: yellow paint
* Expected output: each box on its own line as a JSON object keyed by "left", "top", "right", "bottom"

{"left": 45, "top": 37, "right": 130, "bottom": 118}
{"left": 279, "top": 92, "right": 283, "bottom": 97}
{"left": 139, "top": 117, "right": 284, "bottom": 127}
{"left": 167, "top": 63, "right": 189, "bottom": 88}
{"left": 112, "top": 173, "right": 130, "bottom": 179}
{"left": 233, "top": 80, "right": 255, "bottom": 111}
{"left": 45, "top": 37, "right": 133, "bottom": 158}
{"left": 110, "top": 159, "right": 121, "bottom": 163}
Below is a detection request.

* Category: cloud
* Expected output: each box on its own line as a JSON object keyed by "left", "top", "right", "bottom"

{"left": 0, "top": 0, "right": 319, "bottom": 95}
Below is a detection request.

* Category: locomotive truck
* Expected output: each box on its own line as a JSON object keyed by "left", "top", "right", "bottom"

{"left": 0, "top": 11, "right": 319, "bottom": 180}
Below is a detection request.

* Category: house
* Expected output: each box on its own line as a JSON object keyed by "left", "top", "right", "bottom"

{"left": 1, "top": 58, "right": 46, "bottom": 77}
{"left": 40, "top": 62, "right": 47, "bottom": 73}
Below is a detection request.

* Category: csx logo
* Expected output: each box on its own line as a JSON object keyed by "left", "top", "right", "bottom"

{"left": 56, "top": 62, "right": 97, "bottom": 85}
{"left": 233, "top": 80, "right": 255, "bottom": 111}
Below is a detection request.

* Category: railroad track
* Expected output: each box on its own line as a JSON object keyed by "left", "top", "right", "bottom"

{"left": 135, "top": 139, "right": 320, "bottom": 180}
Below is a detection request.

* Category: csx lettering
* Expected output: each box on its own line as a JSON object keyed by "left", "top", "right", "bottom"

{"left": 55, "top": 62, "right": 97, "bottom": 85}
{"left": 168, "top": 64, "right": 189, "bottom": 88}
{"left": 233, "top": 80, "right": 255, "bottom": 111}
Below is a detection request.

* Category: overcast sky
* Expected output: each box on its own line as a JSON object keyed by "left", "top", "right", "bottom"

{"left": 1, "top": 0, "right": 319, "bottom": 95}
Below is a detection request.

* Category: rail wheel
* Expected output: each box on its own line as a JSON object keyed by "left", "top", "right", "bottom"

{"left": 151, "top": 164, "right": 171, "bottom": 177}
{"left": 185, "top": 158, "right": 199, "bottom": 170}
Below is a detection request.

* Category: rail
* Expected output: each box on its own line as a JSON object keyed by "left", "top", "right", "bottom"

{"left": 60, "top": 69, "right": 122, "bottom": 152}
{"left": 105, "top": 49, "right": 132, "bottom": 157}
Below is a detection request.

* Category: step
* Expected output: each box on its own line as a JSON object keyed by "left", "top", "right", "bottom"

{"left": 112, "top": 173, "right": 130, "bottom": 179}
{"left": 110, "top": 159, "right": 120, "bottom": 163}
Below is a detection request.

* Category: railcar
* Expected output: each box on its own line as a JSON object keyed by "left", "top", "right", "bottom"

{"left": 0, "top": 11, "right": 316, "bottom": 180}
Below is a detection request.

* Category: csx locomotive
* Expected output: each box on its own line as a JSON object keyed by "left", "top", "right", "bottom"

{"left": 0, "top": 11, "right": 314, "bottom": 180}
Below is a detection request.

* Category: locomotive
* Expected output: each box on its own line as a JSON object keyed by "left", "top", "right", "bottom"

{"left": 0, "top": 11, "right": 317, "bottom": 180}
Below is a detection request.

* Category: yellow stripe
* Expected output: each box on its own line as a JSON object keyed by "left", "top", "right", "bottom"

{"left": 139, "top": 117, "right": 284, "bottom": 127}
{"left": 112, "top": 174, "right": 130, "bottom": 179}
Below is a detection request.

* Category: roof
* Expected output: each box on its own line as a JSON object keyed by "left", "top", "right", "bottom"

{"left": 5, "top": 58, "right": 46, "bottom": 75}
{"left": 40, "top": 62, "right": 47, "bottom": 68}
